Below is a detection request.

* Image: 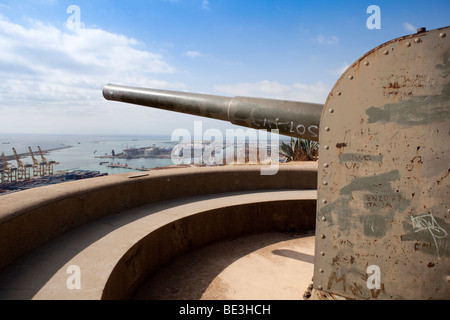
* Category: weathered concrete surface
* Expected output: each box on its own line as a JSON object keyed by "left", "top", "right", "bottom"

{"left": 133, "top": 232, "right": 315, "bottom": 300}
{"left": 0, "top": 163, "right": 318, "bottom": 274}
{"left": 102, "top": 190, "right": 316, "bottom": 300}
{"left": 0, "top": 163, "right": 318, "bottom": 300}
{"left": 0, "top": 190, "right": 316, "bottom": 300}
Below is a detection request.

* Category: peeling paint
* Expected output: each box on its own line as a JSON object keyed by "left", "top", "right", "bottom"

{"left": 366, "top": 54, "right": 450, "bottom": 127}
{"left": 360, "top": 214, "right": 388, "bottom": 238}
{"left": 340, "top": 170, "right": 400, "bottom": 196}
{"left": 339, "top": 153, "right": 383, "bottom": 164}
{"left": 366, "top": 88, "right": 450, "bottom": 127}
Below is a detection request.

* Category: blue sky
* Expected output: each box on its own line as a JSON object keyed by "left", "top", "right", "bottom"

{"left": 0, "top": 0, "right": 449, "bottom": 135}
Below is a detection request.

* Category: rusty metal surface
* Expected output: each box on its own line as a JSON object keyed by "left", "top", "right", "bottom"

{"left": 314, "top": 26, "right": 450, "bottom": 299}
{"left": 103, "top": 84, "right": 323, "bottom": 141}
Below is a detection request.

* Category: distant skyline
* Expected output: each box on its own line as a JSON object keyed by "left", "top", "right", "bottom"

{"left": 0, "top": 0, "right": 449, "bottom": 135}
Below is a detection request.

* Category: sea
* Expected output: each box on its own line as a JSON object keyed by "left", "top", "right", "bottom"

{"left": 0, "top": 133, "right": 177, "bottom": 175}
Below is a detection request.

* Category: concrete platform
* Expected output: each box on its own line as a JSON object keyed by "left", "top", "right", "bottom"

{"left": 0, "top": 190, "right": 316, "bottom": 300}
{"left": 0, "top": 164, "right": 318, "bottom": 300}
{"left": 133, "top": 232, "right": 315, "bottom": 300}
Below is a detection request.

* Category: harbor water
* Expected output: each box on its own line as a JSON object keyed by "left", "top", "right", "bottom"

{"left": 0, "top": 133, "right": 176, "bottom": 175}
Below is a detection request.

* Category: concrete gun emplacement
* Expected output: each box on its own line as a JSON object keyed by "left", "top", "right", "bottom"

{"left": 103, "top": 26, "right": 450, "bottom": 300}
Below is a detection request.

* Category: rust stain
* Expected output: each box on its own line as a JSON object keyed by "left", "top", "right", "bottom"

{"left": 336, "top": 142, "right": 348, "bottom": 149}
{"left": 406, "top": 156, "right": 423, "bottom": 171}
{"left": 383, "top": 75, "right": 426, "bottom": 96}
{"left": 388, "top": 82, "right": 401, "bottom": 89}
{"left": 436, "top": 169, "right": 450, "bottom": 185}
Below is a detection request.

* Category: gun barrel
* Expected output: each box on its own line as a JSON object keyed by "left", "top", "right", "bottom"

{"left": 103, "top": 84, "right": 323, "bottom": 141}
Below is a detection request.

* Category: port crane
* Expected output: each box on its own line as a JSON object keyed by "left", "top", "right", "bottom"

{"left": 38, "top": 146, "right": 59, "bottom": 175}
{"left": 12, "top": 148, "right": 32, "bottom": 181}
{"left": 28, "top": 147, "right": 46, "bottom": 177}
{"left": 1, "top": 152, "right": 17, "bottom": 183}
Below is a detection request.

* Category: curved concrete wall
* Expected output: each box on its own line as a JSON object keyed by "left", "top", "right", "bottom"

{"left": 102, "top": 192, "right": 316, "bottom": 299}
{"left": 0, "top": 164, "right": 318, "bottom": 274}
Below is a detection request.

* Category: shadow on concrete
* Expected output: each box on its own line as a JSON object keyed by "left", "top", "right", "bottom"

{"left": 0, "top": 191, "right": 314, "bottom": 300}
{"left": 271, "top": 249, "right": 315, "bottom": 264}
{"left": 0, "top": 194, "right": 227, "bottom": 300}
{"left": 132, "top": 231, "right": 314, "bottom": 300}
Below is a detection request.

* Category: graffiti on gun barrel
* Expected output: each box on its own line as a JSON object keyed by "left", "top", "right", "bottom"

{"left": 252, "top": 118, "right": 318, "bottom": 138}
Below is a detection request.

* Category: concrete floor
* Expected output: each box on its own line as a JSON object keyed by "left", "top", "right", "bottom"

{"left": 133, "top": 232, "right": 315, "bottom": 300}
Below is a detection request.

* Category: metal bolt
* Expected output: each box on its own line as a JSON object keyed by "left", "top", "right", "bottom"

{"left": 364, "top": 61, "right": 369, "bottom": 66}
{"left": 329, "top": 108, "right": 334, "bottom": 114}
{"left": 319, "top": 268, "right": 324, "bottom": 273}
{"left": 322, "top": 199, "right": 327, "bottom": 204}
{"left": 440, "top": 33, "right": 446, "bottom": 38}
{"left": 383, "top": 49, "right": 389, "bottom": 55}
{"left": 323, "top": 181, "right": 328, "bottom": 186}
{"left": 324, "top": 163, "right": 329, "bottom": 168}
{"left": 321, "top": 216, "right": 327, "bottom": 221}
{"left": 414, "top": 38, "right": 421, "bottom": 44}
{"left": 416, "top": 27, "right": 426, "bottom": 34}
{"left": 325, "top": 127, "right": 330, "bottom": 132}
{"left": 320, "top": 251, "right": 325, "bottom": 256}
{"left": 348, "top": 75, "right": 353, "bottom": 80}
{"left": 324, "top": 145, "right": 329, "bottom": 150}
{"left": 321, "top": 234, "right": 326, "bottom": 239}
{"left": 336, "top": 91, "right": 341, "bottom": 96}
{"left": 406, "top": 42, "right": 411, "bottom": 47}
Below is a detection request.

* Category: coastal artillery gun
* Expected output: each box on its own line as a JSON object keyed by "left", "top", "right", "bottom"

{"left": 103, "top": 84, "right": 323, "bottom": 142}
{"left": 103, "top": 26, "right": 450, "bottom": 300}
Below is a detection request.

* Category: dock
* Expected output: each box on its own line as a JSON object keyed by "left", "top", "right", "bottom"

{"left": 106, "top": 163, "right": 151, "bottom": 171}
{"left": 0, "top": 170, "right": 108, "bottom": 196}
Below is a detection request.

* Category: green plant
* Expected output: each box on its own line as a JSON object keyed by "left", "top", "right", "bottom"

{"left": 279, "top": 138, "right": 318, "bottom": 162}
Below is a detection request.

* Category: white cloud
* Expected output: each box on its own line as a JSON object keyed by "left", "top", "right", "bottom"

{"left": 0, "top": 15, "right": 185, "bottom": 134}
{"left": 214, "top": 80, "right": 330, "bottom": 104}
{"left": 184, "top": 50, "right": 202, "bottom": 58}
{"left": 403, "top": 22, "right": 417, "bottom": 33}
{"left": 312, "top": 34, "right": 339, "bottom": 45}
{"left": 201, "top": 0, "right": 210, "bottom": 10}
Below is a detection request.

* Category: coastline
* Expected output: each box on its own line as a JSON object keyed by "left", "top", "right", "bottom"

{"left": 1, "top": 145, "right": 73, "bottom": 162}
